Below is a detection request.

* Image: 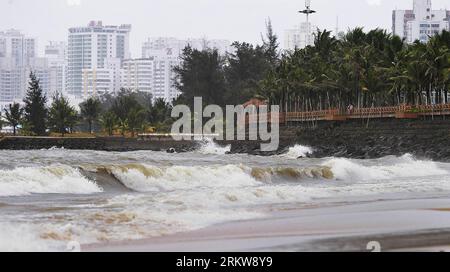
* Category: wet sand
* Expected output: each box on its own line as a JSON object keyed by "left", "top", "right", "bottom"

{"left": 85, "top": 198, "right": 450, "bottom": 252}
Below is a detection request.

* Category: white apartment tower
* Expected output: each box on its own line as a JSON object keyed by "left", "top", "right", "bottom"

{"left": 67, "top": 21, "right": 131, "bottom": 98}
{"left": 141, "top": 47, "right": 181, "bottom": 102}
{"left": 393, "top": 0, "right": 450, "bottom": 43}
{"left": 83, "top": 58, "right": 122, "bottom": 97}
{"left": 122, "top": 58, "right": 154, "bottom": 94}
{"left": 0, "top": 29, "right": 36, "bottom": 67}
{"left": 0, "top": 29, "right": 37, "bottom": 104}
{"left": 45, "top": 41, "right": 67, "bottom": 95}
{"left": 142, "top": 37, "right": 231, "bottom": 58}
{"left": 284, "top": 22, "right": 317, "bottom": 51}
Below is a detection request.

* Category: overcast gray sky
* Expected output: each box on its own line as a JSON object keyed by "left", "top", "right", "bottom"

{"left": 1, "top": 0, "right": 449, "bottom": 57}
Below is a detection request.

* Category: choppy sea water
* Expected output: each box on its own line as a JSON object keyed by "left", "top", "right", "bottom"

{"left": 0, "top": 141, "right": 450, "bottom": 251}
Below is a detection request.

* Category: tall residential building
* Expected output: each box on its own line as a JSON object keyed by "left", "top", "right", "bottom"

{"left": 82, "top": 58, "right": 122, "bottom": 97}
{"left": 0, "top": 58, "right": 23, "bottom": 104}
{"left": 67, "top": 21, "right": 131, "bottom": 98}
{"left": 0, "top": 29, "right": 36, "bottom": 67}
{"left": 0, "top": 30, "right": 37, "bottom": 105}
{"left": 393, "top": 0, "right": 450, "bottom": 43}
{"left": 122, "top": 58, "right": 154, "bottom": 94}
{"left": 45, "top": 41, "right": 67, "bottom": 95}
{"left": 284, "top": 22, "right": 317, "bottom": 51}
{"left": 141, "top": 48, "right": 181, "bottom": 102}
{"left": 142, "top": 37, "right": 232, "bottom": 58}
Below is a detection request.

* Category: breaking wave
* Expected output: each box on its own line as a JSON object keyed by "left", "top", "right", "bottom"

{"left": 1, "top": 154, "right": 447, "bottom": 198}
{"left": 0, "top": 165, "right": 103, "bottom": 197}
{"left": 280, "top": 145, "right": 314, "bottom": 159}
{"left": 324, "top": 154, "right": 448, "bottom": 181}
{"left": 98, "top": 164, "right": 335, "bottom": 193}
{"left": 197, "top": 138, "right": 231, "bottom": 155}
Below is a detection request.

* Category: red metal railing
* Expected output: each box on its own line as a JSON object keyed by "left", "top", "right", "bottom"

{"left": 243, "top": 104, "right": 450, "bottom": 124}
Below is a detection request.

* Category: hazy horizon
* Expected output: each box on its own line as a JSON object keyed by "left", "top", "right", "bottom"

{"left": 1, "top": 0, "right": 450, "bottom": 57}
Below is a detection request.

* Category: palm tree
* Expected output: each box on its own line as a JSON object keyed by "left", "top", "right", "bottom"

{"left": 117, "top": 118, "right": 128, "bottom": 137}
{"left": 127, "top": 107, "right": 147, "bottom": 137}
{"left": 100, "top": 111, "right": 117, "bottom": 136}
{"left": 4, "top": 103, "right": 24, "bottom": 136}
{"left": 80, "top": 98, "right": 101, "bottom": 134}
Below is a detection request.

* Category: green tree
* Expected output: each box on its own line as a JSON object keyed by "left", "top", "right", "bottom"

{"left": 127, "top": 106, "right": 147, "bottom": 137}
{"left": 110, "top": 91, "right": 142, "bottom": 121}
{"left": 224, "top": 42, "right": 272, "bottom": 104}
{"left": 117, "top": 118, "right": 128, "bottom": 136}
{"left": 100, "top": 111, "right": 117, "bottom": 136}
{"left": 174, "top": 46, "right": 227, "bottom": 107}
{"left": 80, "top": 98, "right": 102, "bottom": 134}
{"left": 4, "top": 103, "right": 24, "bottom": 136}
{"left": 148, "top": 98, "right": 172, "bottom": 124}
{"left": 47, "top": 93, "right": 78, "bottom": 136}
{"left": 261, "top": 18, "right": 280, "bottom": 68}
{"left": 23, "top": 72, "right": 48, "bottom": 135}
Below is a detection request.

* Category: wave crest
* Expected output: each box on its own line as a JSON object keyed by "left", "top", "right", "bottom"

{"left": 197, "top": 138, "right": 231, "bottom": 155}
{"left": 323, "top": 154, "right": 448, "bottom": 181}
{"left": 0, "top": 165, "right": 102, "bottom": 197}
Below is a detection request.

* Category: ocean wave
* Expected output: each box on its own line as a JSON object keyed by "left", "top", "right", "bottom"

{"left": 1, "top": 154, "right": 446, "bottom": 198}
{"left": 323, "top": 154, "right": 448, "bottom": 181}
{"left": 96, "top": 163, "right": 337, "bottom": 193}
{"left": 279, "top": 145, "right": 314, "bottom": 159}
{"left": 102, "top": 164, "right": 260, "bottom": 192}
{"left": 0, "top": 165, "right": 103, "bottom": 197}
{"left": 197, "top": 138, "right": 231, "bottom": 155}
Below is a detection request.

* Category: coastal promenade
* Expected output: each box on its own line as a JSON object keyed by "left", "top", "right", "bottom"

{"left": 284, "top": 103, "right": 450, "bottom": 123}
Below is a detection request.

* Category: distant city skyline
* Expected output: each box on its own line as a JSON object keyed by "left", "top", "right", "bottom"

{"left": 2, "top": 0, "right": 450, "bottom": 57}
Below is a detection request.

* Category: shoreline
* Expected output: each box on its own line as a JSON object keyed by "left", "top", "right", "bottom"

{"left": 84, "top": 197, "right": 450, "bottom": 252}
{"left": 0, "top": 117, "right": 449, "bottom": 161}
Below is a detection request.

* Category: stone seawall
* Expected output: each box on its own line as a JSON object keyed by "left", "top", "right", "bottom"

{"left": 0, "top": 137, "right": 197, "bottom": 152}
{"left": 228, "top": 117, "right": 450, "bottom": 161}
{"left": 1, "top": 117, "right": 449, "bottom": 161}
{"left": 292, "top": 117, "right": 450, "bottom": 161}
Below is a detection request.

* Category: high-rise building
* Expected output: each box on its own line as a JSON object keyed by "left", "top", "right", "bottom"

{"left": 67, "top": 21, "right": 131, "bottom": 98}
{"left": 142, "top": 37, "right": 231, "bottom": 59}
{"left": 393, "top": 0, "right": 450, "bottom": 43}
{"left": 284, "top": 22, "right": 317, "bottom": 51}
{"left": 82, "top": 57, "right": 122, "bottom": 97}
{"left": 0, "top": 29, "right": 36, "bottom": 67}
{"left": 45, "top": 41, "right": 67, "bottom": 95}
{"left": 0, "top": 30, "right": 37, "bottom": 105}
{"left": 0, "top": 58, "right": 23, "bottom": 104}
{"left": 121, "top": 58, "right": 154, "bottom": 94}
{"left": 142, "top": 48, "right": 181, "bottom": 102}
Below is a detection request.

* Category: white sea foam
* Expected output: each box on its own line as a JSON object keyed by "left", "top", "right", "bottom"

{"left": 280, "top": 145, "right": 314, "bottom": 159}
{"left": 108, "top": 164, "right": 260, "bottom": 192}
{"left": 324, "top": 154, "right": 448, "bottom": 181}
{"left": 0, "top": 165, "right": 102, "bottom": 197}
{"left": 197, "top": 138, "right": 231, "bottom": 155}
{"left": 0, "top": 223, "right": 59, "bottom": 252}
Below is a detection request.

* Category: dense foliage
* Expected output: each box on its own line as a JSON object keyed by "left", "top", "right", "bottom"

{"left": 174, "top": 25, "right": 450, "bottom": 113}
{"left": 261, "top": 28, "right": 450, "bottom": 113}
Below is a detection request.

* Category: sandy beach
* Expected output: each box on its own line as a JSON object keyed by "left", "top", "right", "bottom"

{"left": 85, "top": 197, "right": 450, "bottom": 252}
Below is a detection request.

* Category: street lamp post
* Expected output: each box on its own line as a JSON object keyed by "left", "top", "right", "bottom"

{"left": 299, "top": 0, "right": 316, "bottom": 47}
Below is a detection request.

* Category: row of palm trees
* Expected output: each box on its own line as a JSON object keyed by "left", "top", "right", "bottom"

{"left": 259, "top": 28, "right": 450, "bottom": 113}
